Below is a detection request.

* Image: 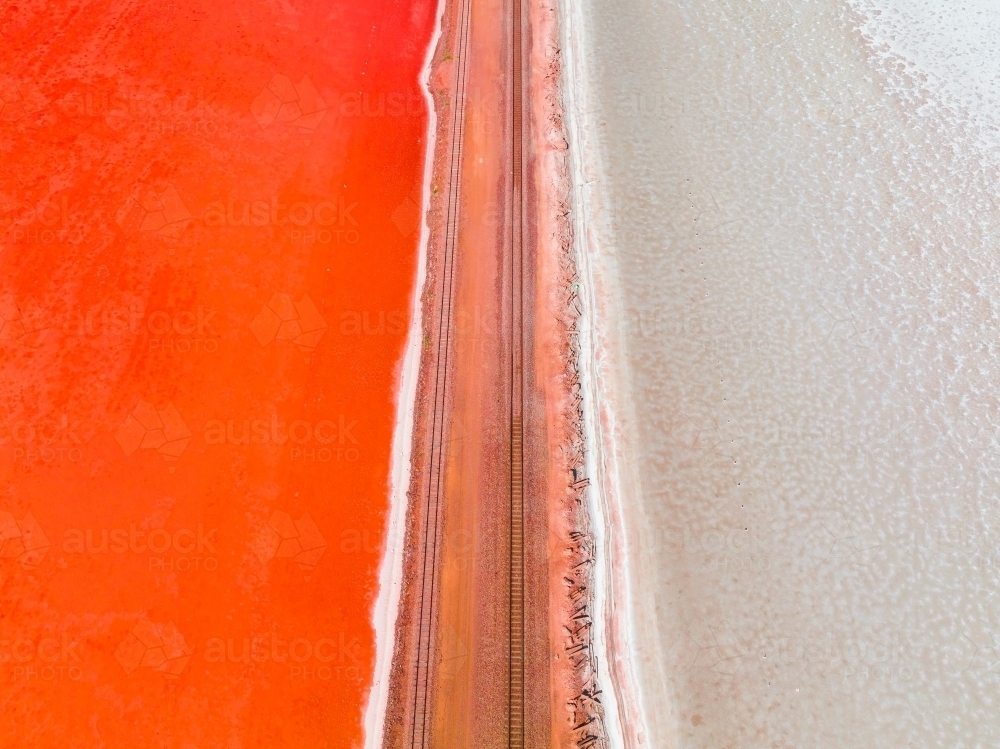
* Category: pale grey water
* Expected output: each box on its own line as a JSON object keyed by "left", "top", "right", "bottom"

{"left": 577, "top": 0, "right": 1000, "bottom": 747}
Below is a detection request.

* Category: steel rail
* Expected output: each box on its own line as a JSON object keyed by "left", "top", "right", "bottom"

{"left": 408, "top": 0, "right": 475, "bottom": 742}
{"left": 508, "top": 0, "right": 526, "bottom": 741}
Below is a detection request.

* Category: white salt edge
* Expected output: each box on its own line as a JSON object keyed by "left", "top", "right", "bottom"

{"left": 363, "top": 0, "right": 445, "bottom": 744}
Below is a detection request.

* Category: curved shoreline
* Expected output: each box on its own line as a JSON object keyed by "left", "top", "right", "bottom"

{"left": 556, "top": 0, "right": 658, "bottom": 744}
{"left": 363, "top": 0, "right": 446, "bottom": 744}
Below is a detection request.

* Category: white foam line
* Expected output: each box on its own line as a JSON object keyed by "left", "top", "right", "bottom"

{"left": 558, "top": 0, "right": 652, "bottom": 745}
{"left": 363, "top": 0, "right": 446, "bottom": 745}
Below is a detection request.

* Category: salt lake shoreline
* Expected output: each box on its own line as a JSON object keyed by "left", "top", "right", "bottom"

{"left": 365, "top": 0, "right": 654, "bottom": 743}
{"left": 556, "top": 0, "right": 655, "bottom": 744}
{"left": 363, "top": 0, "right": 446, "bottom": 744}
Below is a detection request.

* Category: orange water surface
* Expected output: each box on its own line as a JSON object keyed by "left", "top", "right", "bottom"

{"left": 0, "top": 0, "right": 435, "bottom": 745}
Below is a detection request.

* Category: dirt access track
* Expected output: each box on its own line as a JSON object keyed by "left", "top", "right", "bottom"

{"left": 379, "top": 0, "right": 596, "bottom": 743}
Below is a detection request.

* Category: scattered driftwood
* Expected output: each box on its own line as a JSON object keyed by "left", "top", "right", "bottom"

{"left": 554, "top": 189, "right": 610, "bottom": 749}
{"left": 539, "top": 8, "right": 610, "bottom": 746}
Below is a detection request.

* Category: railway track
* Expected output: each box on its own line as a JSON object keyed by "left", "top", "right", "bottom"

{"left": 408, "top": 0, "right": 474, "bottom": 742}
{"left": 407, "top": 0, "right": 527, "bottom": 742}
{"left": 508, "top": 0, "right": 526, "bottom": 743}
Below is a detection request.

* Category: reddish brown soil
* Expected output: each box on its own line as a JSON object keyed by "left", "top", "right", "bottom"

{"left": 526, "top": 1, "right": 612, "bottom": 747}
{"left": 382, "top": 0, "right": 587, "bottom": 744}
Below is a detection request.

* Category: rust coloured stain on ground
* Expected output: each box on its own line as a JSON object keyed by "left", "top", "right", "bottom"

{"left": 0, "top": 1, "right": 434, "bottom": 746}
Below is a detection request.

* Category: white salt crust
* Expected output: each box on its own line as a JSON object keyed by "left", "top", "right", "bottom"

{"left": 572, "top": 0, "right": 1000, "bottom": 746}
